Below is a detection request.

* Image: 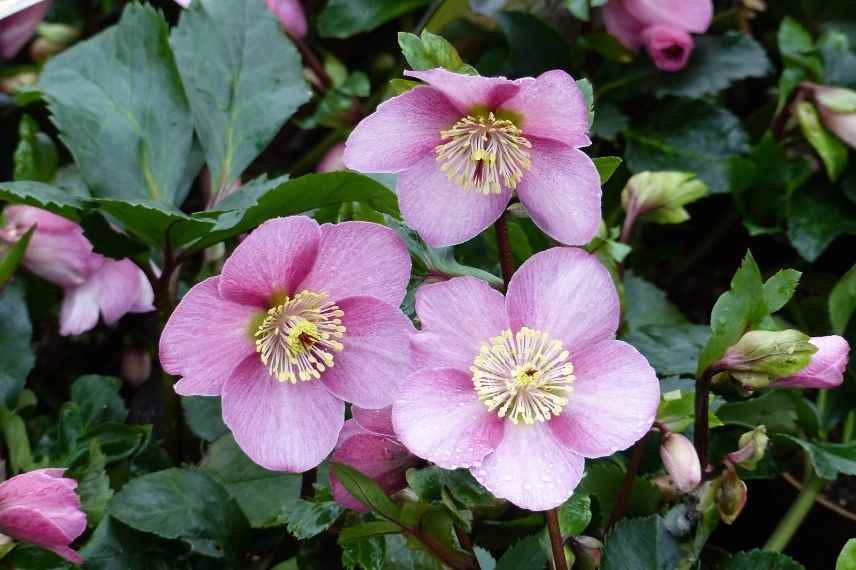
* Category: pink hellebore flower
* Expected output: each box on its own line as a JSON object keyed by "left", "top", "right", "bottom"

{"left": 330, "top": 406, "right": 419, "bottom": 511}
{"left": 0, "top": 0, "right": 51, "bottom": 60}
{"left": 0, "top": 468, "right": 86, "bottom": 564}
{"left": 602, "top": 0, "right": 713, "bottom": 71}
{"left": 773, "top": 335, "right": 850, "bottom": 389}
{"left": 0, "top": 206, "right": 154, "bottom": 336}
{"left": 659, "top": 432, "right": 701, "bottom": 493}
{"left": 393, "top": 248, "right": 660, "bottom": 511}
{"left": 160, "top": 216, "right": 413, "bottom": 472}
{"left": 266, "top": 0, "right": 308, "bottom": 40}
{"left": 344, "top": 68, "right": 600, "bottom": 248}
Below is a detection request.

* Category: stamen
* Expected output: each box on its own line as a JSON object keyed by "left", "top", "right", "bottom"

{"left": 436, "top": 112, "right": 532, "bottom": 195}
{"left": 471, "top": 327, "right": 575, "bottom": 425}
{"left": 255, "top": 291, "right": 345, "bottom": 383}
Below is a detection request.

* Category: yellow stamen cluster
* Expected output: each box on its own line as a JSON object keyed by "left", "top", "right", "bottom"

{"left": 471, "top": 327, "right": 574, "bottom": 424}
{"left": 255, "top": 291, "right": 345, "bottom": 383}
{"left": 435, "top": 113, "right": 532, "bottom": 195}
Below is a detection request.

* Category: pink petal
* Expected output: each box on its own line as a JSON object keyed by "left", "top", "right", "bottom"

{"left": 473, "top": 422, "right": 584, "bottom": 511}
{"left": 221, "top": 357, "right": 345, "bottom": 472}
{"left": 319, "top": 296, "right": 414, "bottom": 409}
{"left": 343, "top": 86, "right": 460, "bottom": 173}
{"left": 160, "top": 277, "right": 260, "bottom": 397}
{"left": 266, "top": 0, "right": 307, "bottom": 39}
{"left": 92, "top": 259, "right": 149, "bottom": 325}
{"left": 641, "top": 25, "right": 694, "bottom": 72}
{"left": 392, "top": 368, "right": 503, "bottom": 470}
{"left": 405, "top": 69, "right": 526, "bottom": 114}
{"left": 516, "top": 140, "right": 601, "bottom": 246}
{"left": 23, "top": 229, "right": 96, "bottom": 288}
{"left": 219, "top": 216, "right": 320, "bottom": 307}
{"left": 506, "top": 248, "right": 619, "bottom": 353}
{"left": 0, "top": 1, "right": 51, "bottom": 59}
{"left": 602, "top": 0, "right": 646, "bottom": 49}
{"left": 412, "top": 277, "right": 510, "bottom": 371}
{"left": 397, "top": 153, "right": 512, "bottom": 247}
{"left": 330, "top": 420, "right": 418, "bottom": 512}
{"left": 4, "top": 206, "right": 78, "bottom": 233}
{"left": 774, "top": 335, "right": 850, "bottom": 389}
{"left": 59, "top": 281, "right": 101, "bottom": 337}
{"left": 624, "top": 0, "right": 713, "bottom": 34}
{"left": 352, "top": 406, "right": 395, "bottom": 437}
{"left": 129, "top": 268, "right": 155, "bottom": 313}
{"left": 173, "top": 0, "right": 191, "bottom": 6}
{"left": 549, "top": 340, "right": 659, "bottom": 457}
{"left": 316, "top": 143, "right": 346, "bottom": 173}
{"left": 500, "top": 70, "right": 591, "bottom": 148}
{"left": 297, "top": 222, "right": 410, "bottom": 307}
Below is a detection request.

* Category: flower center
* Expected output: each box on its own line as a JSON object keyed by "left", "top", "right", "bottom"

{"left": 471, "top": 327, "right": 574, "bottom": 425}
{"left": 255, "top": 291, "right": 345, "bottom": 383}
{"left": 435, "top": 112, "right": 532, "bottom": 195}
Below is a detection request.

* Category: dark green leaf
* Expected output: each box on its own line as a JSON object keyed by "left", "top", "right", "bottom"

{"left": 72, "top": 440, "right": 113, "bottom": 526}
{"left": 623, "top": 324, "right": 710, "bottom": 377}
{"left": 342, "top": 535, "right": 387, "bottom": 570}
{"left": 601, "top": 515, "right": 682, "bottom": 570}
{"left": 383, "top": 534, "right": 443, "bottom": 570}
{"left": 0, "top": 545, "right": 73, "bottom": 569}
{"left": 330, "top": 462, "right": 402, "bottom": 523}
{"left": 318, "top": 0, "right": 430, "bottom": 39}
{"left": 717, "top": 391, "right": 798, "bottom": 434}
{"left": 0, "top": 281, "right": 34, "bottom": 409}
{"left": 495, "top": 534, "right": 548, "bottom": 570}
{"left": 279, "top": 498, "right": 345, "bottom": 540}
{"left": 80, "top": 516, "right": 186, "bottom": 570}
{"left": 819, "top": 31, "right": 856, "bottom": 89}
{"left": 830, "top": 263, "right": 856, "bottom": 334}
{"left": 0, "top": 409, "right": 33, "bottom": 474}
{"left": 787, "top": 183, "right": 856, "bottom": 262}
{"left": 591, "top": 102, "right": 629, "bottom": 141}
{"left": 838, "top": 539, "right": 856, "bottom": 570}
{"left": 495, "top": 11, "right": 571, "bottom": 77}
{"left": 721, "top": 549, "right": 805, "bottom": 570}
{"left": 171, "top": 0, "right": 310, "bottom": 197}
{"left": 795, "top": 101, "right": 848, "bottom": 181}
{"left": 559, "top": 493, "right": 592, "bottom": 536}
{"left": 0, "top": 226, "right": 33, "bottom": 288}
{"left": 778, "top": 17, "right": 822, "bottom": 78}
{"left": 93, "top": 198, "right": 214, "bottom": 250}
{"left": 181, "top": 396, "right": 228, "bottom": 443}
{"left": 779, "top": 435, "right": 856, "bottom": 480}
{"left": 623, "top": 272, "right": 687, "bottom": 332}
{"left": 594, "top": 156, "right": 622, "bottom": 184}
{"left": 14, "top": 114, "right": 58, "bottom": 183}
{"left": 0, "top": 181, "right": 85, "bottom": 220}
{"left": 763, "top": 269, "right": 801, "bottom": 314}
{"left": 398, "top": 31, "right": 477, "bottom": 74}
{"left": 340, "top": 521, "right": 402, "bottom": 544}
{"left": 578, "top": 463, "right": 660, "bottom": 526}
{"left": 70, "top": 375, "right": 128, "bottom": 428}
{"left": 406, "top": 466, "right": 444, "bottom": 503}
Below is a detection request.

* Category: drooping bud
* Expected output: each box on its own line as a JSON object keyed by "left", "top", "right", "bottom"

{"left": 716, "top": 329, "right": 818, "bottom": 390}
{"left": 569, "top": 536, "right": 603, "bottom": 570}
{"left": 121, "top": 349, "right": 152, "bottom": 387}
{"left": 773, "top": 335, "right": 850, "bottom": 390}
{"left": 265, "top": 0, "right": 308, "bottom": 40}
{"left": 806, "top": 83, "right": 856, "bottom": 149}
{"left": 727, "top": 426, "right": 768, "bottom": 471}
{"left": 620, "top": 171, "right": 707, "bottom": 241}
{"left": 659, "top": 432, "right": 702, "bottom": 493}
{"left": 29, "top": 22, "right": 79, "bottom": 61}
{"left": 715, "top": 464, "right": 747, "bottom": 524}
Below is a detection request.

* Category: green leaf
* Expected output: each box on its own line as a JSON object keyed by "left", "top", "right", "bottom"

{"left": 108, "top": 468, "right": 247, "bottom": 559}
{"left": 171, "top": 0, "right": 310, "bottom": 197}
{"left": 279, "top": 498, "right": 345, "bottom": 540}
{"left": 318, "top": 0, "right": 430, "bottom": 38}
{"left": 787, "top": 183, "right": 856, "bottom": 262}
{"left": 697, "top": 251, "right": 766, "bottom": 376}
{"left": 495, "top": 534, "right": 548, "bottom": 570}
{"left": 72, "top": 440, "right": 113, "bottom": 526}
{"left": 494, "top": 11, "right": 572, "bottom": 77}
{"left": 93, "top": 198, "right": 215, "bottom": 250}
{"left": 71, "top": 375, "right": 128, "bottom": 428}
{"left": 330, "top": 462, "right": 402, "bottom": 523}
{"left": 623, "top": 272, "right": 687, "bottom": 332}
{"left": 717, "top": 391, "right": 799, "bottom": 434}
{"left": 591, "top": 102, "right": 629, "bottom": 142}
{"left": 594, "top": 156, "right": 622, "bottom": 184}
{"left": 623, "top": 324, "right": 710, "bottom": 377}
{"left": 0, "top": 226, "right": 33, "bottom": 288}
{"left": 722, "top": 549, "right": 805, "bottom": 570}
{"left": 383, "top": 534, "right": 443, "bottom": 570}
{"left": 762, "top": 269, "right": 801, "bottom": 314}
{"left": 340, "top": 521, "right": 402, "bottom": 544}
{"left": 819, "top": 31, "right": 856, "bottom": 89}
{"left": 830, "top": 263, "right": 856, "bottom": 334}
{"left": 0, "top": 181, "right": 86, "bottom": 220}
{"left": 601, "top": 515, "right": 682, "bottom": 570}
{"left": 837, "top": 539, "right": 856, "bottom": 570}
{"left": 651, "top": 33, "right": 771, "bottom": 99}
{"left": 778, "top": 17, "right": 822, "bottom": 78}
{"left": 80, "top": 516, "right": 185, "bottom": 570}
{"left": 203, "top": 435, "right": 302, "bottom": 528}
{"left": 657, "top": 385, "right": 721, "bottom": 433}
{"left": 36, "top": 4, "right": 195, "bottom": 205}
{"left": 181, "top": 396, "right": 228, "bottom": 442}
{"left": 0, "top": 409, "right": 33, "bottom": 474}
{"left": 795, "top": 102, "right": 849, "bottom": 181}
{"left": 14, "top": 114, "right": 58, "bottom": 183}
{"left": 406, "top": 466, "right": 443, "bottom": 503}
{"left": 342, "top": 535, "right": 387, "bottom": 570}
{"left": 559, "top": 493, "right": 592, "bottom": 536}
{"left": 779, "top": 435, "right": 856, "bottom": 480}
{"left": 398, "top": 31, "right": 477, "bottom": 74}
{"left": 0, "top": 545, "right": 73, "bottom": 569}
{"left": 0, "top": 281, "right": 35, "bottom": 409}
{"left": 578, "top": 462, "right": 660, "bottom": 525}
{"left": 625, "top": 99, "right": 749, "bottom": 195}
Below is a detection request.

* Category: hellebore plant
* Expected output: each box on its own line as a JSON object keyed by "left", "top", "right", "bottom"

{"left": 344, "top": 68, "right": 600, "bottom": 247}
{"left": 393, "top": 247, "right": 660, "bottom": 510}
{"left": 160, "top": 216, "right": 413, "bottom": 472}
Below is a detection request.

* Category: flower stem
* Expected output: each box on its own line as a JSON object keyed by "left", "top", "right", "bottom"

{"left": 694, "top": 367, "right": 718, "bottom": 476}
{"left": 606, "top": 440, "right": 645, "bottom": 532}
{"left": 292, "top": 36, "right": 332, "bottom": 89}
{"left": 494, "top": 212, "right": 515, "bottom": 289}
{"left": 545, "top": 508, "right": 569, "bottom": 570}
{"left": 763, "top": 470, "right": 824, "bottom": 552}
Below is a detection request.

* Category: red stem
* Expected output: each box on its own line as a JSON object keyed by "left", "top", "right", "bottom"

{"left": 545, "top": 508, "right": 569, "bottom": 570}
{"left": 494, "top": 212, "right": 515, "bottom": 289}
{"left": 606, "top": 440, "right": 645, "bottom": 532}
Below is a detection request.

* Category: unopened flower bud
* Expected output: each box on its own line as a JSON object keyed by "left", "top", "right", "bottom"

{"left": 715, "top": 464, "right": 747, "bottom": 524}
{"left": 773, "top": 335, "right": 850, "bottom": 390}
{"left": 806, "top": 83, "right": 856, "bottom": 149}
{"left": 266, "top": 0, "right": 308, "bottom": 40}
{"left": 121, "top": 349, "right": 151, "bottom": 387}
{"left": 0, "top": 71, "right": 38, "bottom": 93}
{"left": 651, "top": 474, "right": 681, "bottom": 503}
{"left": 727, "top": 426, "right": 768, "bottom": 471}
{"left": 316, "top": 143, "right": 346, "bottom": 173}
{"left": 621, "top": 171, "right": 708, "bottom": 227}
{"left": 660, "top": 432, "right": 702, "bottom": 493}
{"left": 569, "top": 536, "right": 603, "bottom": 570}
{"left": 717, "top": 329, "right": 818, "bottom": 390}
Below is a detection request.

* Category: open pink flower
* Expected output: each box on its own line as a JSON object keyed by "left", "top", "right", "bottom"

{"left": 330, "top": 406, "right": 419, "bottom": 511}
{"left": 0, "top": 0, "right": 51, "bottom": 60}
{"left": 160, "top": 216, "right": 413, "bottom": 472}
{"left": 602, "top": 0, "right": 713, "bottom": 71}
{"left": 0, "top": 468, "right": 86, "bottom": 564}
{"left": 773, "top": 336, "right": 850, "bottom": 389}
{"left": 393, "top": 248, "right": 660, "bottom": 510}
{"left": 344, "top": 68, "right": 599, "bottom": 247}
{"left": 0, "top": 206, "right": 154, "bottom": 336}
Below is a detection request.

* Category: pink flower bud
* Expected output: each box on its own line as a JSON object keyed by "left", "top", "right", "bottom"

{"left": 727, "top": 426, "right": 768, "bottom": 471}
{"left": 266, "top": 0, "right": 307, "bottom": 40}
{"left": 316, "top": 143, "right": 346, "bottom": 173}
{"left": 0, "top": 468, "right": 86, "bottom": 564}
{"left": 0, "top": 0, "right": 52, "bottom": 60}
{"left": 173, "top": 0, "right": 191, "bottom": 7}
{"left": 641, "top": 25, "right": 694, "bottom": 72}
{"left": 659, "top": 432, "right": 702, "bottom": 493}
{"left": 569, "top": 536, "right": 603, "bottom": 570}
{"left": 772, "top": 335, "right": 850, "bottom": 389}
{"left": 121, "top": 349, "right": 152, "bottom": 387}
{"left": 809, "top": 84, "right": 856, "bottom": 149}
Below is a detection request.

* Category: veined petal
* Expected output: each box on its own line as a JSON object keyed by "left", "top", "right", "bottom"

{"left": 624, "top": 0, "right": 713, "bottom": 34}
{"left": 405, "top": 69, "right": 526, "bottom": 114}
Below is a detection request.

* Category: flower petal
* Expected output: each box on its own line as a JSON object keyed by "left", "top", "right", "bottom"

{"left": 506, "top": 247, "right": 619, "bottom": 352}
{"left": 59, "top": 281, "right": 101, "bottom": 337}
{"left": 222, "top": 356, "right": 344, "bottom": 472}
{"left": 266, "top": 0, "right": 307, "bottom": 39}
{"left": 393, "top": 368, "right": 503, "bottom": 470}
{"left": 319, "top": 296, "right": 414, "bottom": 409}
{"left": 92, "top": 259, "right": 149, "bottom": 325}
{"left": 343, "top": 86, "right": 460, "bottom": 173}
{"left": 298, "top": 222, "right": 411, "bottom": 306}
{"left": 352, "top": 406, "right": 395, "bottom": 437}
{"left": 405, "top": 69, "right": 525, "bottom": 114}
{"left": 160, "top": 277, "right": 260, "bottom": 397}
{"left": 642, "top": 25, "right": 694, "bottom": 72}
{"left": 219, "top": 216, "right": 320, "bottom": 306}
{"left": 413, "top": 277, "right": 510, "bottom": 371}
{"left": 516, "top": 140, "right": 601, "bottom": 246}
{"left": 473, "top": 422, "right": 584, "bottom": 511}
{"left": 774, "top": 335, "right": 850, "bottom": 389}
{"left": 624, "top": 0, "right": 713, "bottom": 33}
{"left": 500, "top": 70, "right": 591, "bottom": 148}
{"left": 0, "top": 1, "right": 51, "bottom": 59}
{"left": 602, "top": 0, "right": 646, "bottom": 49}
{"left": 549, "top": 340, "right": 659, "bottom": 458}
{"left": 397, "top": 153, "right": 511, "bottom": 247}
